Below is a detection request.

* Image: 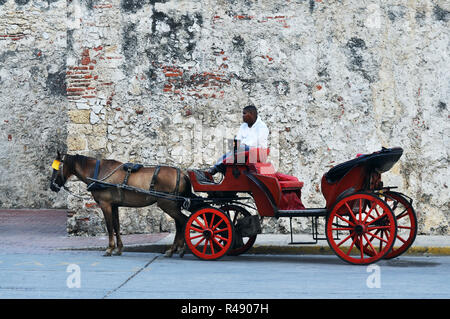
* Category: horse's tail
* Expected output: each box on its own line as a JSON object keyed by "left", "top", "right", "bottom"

{"left": 182, "top": 172, "right": 205, "bottom": 213}
{"left": 182, "top": 173, "right": 194, "bottom": 198}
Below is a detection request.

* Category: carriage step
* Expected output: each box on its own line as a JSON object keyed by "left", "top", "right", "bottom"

{"left": 277, "top": 208, "right": 328, "bottom": 217}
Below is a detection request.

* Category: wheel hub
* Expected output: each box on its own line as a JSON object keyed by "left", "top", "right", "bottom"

{"left": 354, "top": 224, "right": 365, "bottom": 235}
{"left": 203, "top": 229, "right": 213, "bottom": 239}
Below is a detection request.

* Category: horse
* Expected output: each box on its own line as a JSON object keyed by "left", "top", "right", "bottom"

{"left": 49, "top": 151, "right": 192, "bottom": 257}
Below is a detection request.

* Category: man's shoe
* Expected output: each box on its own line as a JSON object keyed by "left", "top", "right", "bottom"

{"left": 208, "top": 166, "right": 219, "bottom": 176}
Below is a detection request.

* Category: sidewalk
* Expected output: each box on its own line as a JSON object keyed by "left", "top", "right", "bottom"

{"left": 1, "top": 209, "right": 449, "bottom": 256}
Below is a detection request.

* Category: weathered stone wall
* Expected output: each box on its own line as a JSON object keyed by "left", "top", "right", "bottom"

{"left": 0, "top": 0, "right": 68, "bottom": 208}
{"left": 1, "top": 0, "right": 448, "bottom": 235}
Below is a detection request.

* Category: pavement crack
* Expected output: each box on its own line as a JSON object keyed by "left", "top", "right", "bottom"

{"left": 102, "top": 255, "right": 159, "bottom": 299}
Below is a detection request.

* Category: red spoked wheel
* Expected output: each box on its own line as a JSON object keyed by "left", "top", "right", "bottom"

{"left": 372, "top": 191, "right": 417, "bottom": 259}
{"left": 184, "top": 207, "right": 234, "bottom": 260}
{"left": 220, "top": 205, "right": 257, "bottom": 256}
{"left": 326, "top": 192, "right": 397, "bottom": 265}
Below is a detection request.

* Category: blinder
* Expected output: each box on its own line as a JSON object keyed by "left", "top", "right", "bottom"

{"left": 50, "top": 154, "right": 66, "bottom": 192}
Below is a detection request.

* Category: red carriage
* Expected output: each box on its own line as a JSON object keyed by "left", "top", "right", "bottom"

{"left": 56, "top": 140, "right": 417, "bottom": 264}
{"left": 184, "top": 144, "right": 417, "bottom": 265}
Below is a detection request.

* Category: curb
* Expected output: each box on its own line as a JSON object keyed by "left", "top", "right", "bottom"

{"left": 63, "top": 244, "right": 450, "bottom": 256}
{"left": 247, "top": 245, "right": 450, "bottom": 256}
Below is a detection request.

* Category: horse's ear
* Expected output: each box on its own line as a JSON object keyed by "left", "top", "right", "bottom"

{"left": 57, "top": 150, "right": 61, "bottom": 160}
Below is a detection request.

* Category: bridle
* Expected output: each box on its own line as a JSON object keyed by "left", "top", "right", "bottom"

{"left": 50, "top": 154, "right": 89, "bottom": 200}
{"left": 50, "top": 154, "right": 66, "bottom": 192}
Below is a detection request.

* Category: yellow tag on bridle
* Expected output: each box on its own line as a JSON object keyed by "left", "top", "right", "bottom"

{"left": 52, "top": 160, "right": 61, "bottom": 170}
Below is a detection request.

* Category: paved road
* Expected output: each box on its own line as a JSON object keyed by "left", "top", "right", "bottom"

{"left": 1, "top": 209, "right": 449, "bottom": 302}
{"left": 0, "top": 250, "right": 449, "bottom": 299}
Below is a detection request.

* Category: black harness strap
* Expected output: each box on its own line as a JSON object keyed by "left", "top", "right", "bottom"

{"left": 149, "top": 166, "right": 161, "bottom": 190}
{"left": 87, "top": 160, "right": 109, "bottom": 191}
{"left": 123, "top": 167, "right": 132, "bottom": 185}
{"left": 174, "top": 168, "right": 181, "bottom": 196}
{"left": 149, "top": 166, "right": 180, "bottom": 196}
{"left": 93, "top": 160, "right": 101, "bottom": 179}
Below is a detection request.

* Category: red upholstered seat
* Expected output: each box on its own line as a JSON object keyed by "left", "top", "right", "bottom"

{"left": 249, "top": 163, "right": 305, "bottom": 210}
{"left": 250, "top": 164, "right": 304, "bottom": 189}
{"left": 275, "top": 172, "right": 304, "bottom": 189}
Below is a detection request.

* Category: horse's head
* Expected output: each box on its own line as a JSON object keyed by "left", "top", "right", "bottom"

{"left": 50, "top": 151, "right": 70, "bottom": 192}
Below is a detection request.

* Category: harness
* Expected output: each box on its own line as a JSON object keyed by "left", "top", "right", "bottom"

{"left": 52, "top": 157, "right": 187, "bottom": 206}
{"left": 87, "top": 161, "right": 182, "bottom": 198}
{"left": 148, "top": 165, "right": 182, "bottom": 196}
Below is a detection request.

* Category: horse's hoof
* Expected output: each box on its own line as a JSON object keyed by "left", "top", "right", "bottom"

{"left": 103, "top": 252, "right": 112, "bottom": 257}
{"left": 113, "top": 248, "right": 123, "bottom": 256}
{"left": 164, "top": 250, "right": 173, "bottom": 258}
{"left": 177, "top": 247, "right": 186, "bottom": 258}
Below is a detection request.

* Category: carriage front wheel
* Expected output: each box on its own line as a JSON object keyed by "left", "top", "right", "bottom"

{"left": 326, "top": 192, "right": 397, "bottom": 265}
{"left": 184, "top": 207, "right": 234, "bottom": 260}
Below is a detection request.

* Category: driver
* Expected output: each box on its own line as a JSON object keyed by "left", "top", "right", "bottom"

{"left": 208, "top": 104, "right": 269, "bottom": 175}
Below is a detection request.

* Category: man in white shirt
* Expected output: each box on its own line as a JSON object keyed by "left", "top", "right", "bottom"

{"left": 209, "top": 105, "right": 269, "bottom": 175}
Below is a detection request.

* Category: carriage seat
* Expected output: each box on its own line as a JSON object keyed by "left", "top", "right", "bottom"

{"left": 275, "top": 172, "right": 304, "bottom": 189}
{"left": 249, "top": 163, "right": 304, "bottom": 189}
{"left": 123, "top": 163, "right": 143, "bottom": 173}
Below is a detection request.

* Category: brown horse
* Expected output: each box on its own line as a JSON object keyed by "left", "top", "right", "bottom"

{"left": 50, "top": 152, "right": 192, "bottom": 257}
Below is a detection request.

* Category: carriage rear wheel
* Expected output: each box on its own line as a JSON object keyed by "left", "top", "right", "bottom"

{"left": 367, "top": 191, "right": 417, "bottom": 259}
{"left": 326, "top": 192, "right": 397, "bottom": 265}
{"left": 220, "top": 205, "right": 257, "bottom": 256}
{"left": 184, "top": 207, "right": 234, "bottom": 260}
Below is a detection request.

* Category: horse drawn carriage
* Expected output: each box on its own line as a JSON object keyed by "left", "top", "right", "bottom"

{"left": 51, "top": 144, "right": 417, "bottom": 265}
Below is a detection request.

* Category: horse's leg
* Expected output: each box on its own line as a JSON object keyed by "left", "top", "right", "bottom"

{"left": 158, "top": 199, "right": 187, "bottom": 257}
{"left": 174, "top": 218, "right": 187, "bottom": 258}
{"left": 112, "top": 205, "right": 123, "bottom": 256}
{"left": 99, "top": 201, "right": 115, "bottom": 256}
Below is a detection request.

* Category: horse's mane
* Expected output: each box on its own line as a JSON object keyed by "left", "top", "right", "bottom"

{"left": 66, "top": 154, "right": 91, "bottom": 170}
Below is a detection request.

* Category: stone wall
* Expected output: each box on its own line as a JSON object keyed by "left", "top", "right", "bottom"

{"left": 0, "top": 0, "right": 67, "bottom": 208}
{"left": 1, "top": 0, "right": 448, "bottom": 236}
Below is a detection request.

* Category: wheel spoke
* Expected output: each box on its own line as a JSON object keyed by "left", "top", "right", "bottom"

{"left": 336, "top": 214, "right": 355, "bottom": 227}
{"left": 367, "top": 225, "right": 392, "bottom": 231}
{"left": 214, "top": 228, "right": 229, "bottom": 234}
{"left": 331, "top": 227, "right": 353, "bottom": 231}
{"left": 373, "top": 206, "right": 381, "bottom": 218}
{"left": 202, "top": 239, "right": 209, "bottom": 254}
{"left": 359, "top": 235, "right": 364, "bottom": 260}
{"left": 359, "top": 199, "right": 363, "bottom": 222}
{"left": 367, "top": 212, "right": 388, "bottom": 226}
{"left": 194, "top": 217, "right": 206, "bottom": 229}
{"left": 346, "top": 234, "right": 357, "bottom": 255}
{"left": 215, "top": 234, "right": 229, "bottom": 241}
{"left": 344, "top": 202, "right": 357, "bottom": 223}
{"left": 211, "top": 218, "right": 224, "bottom": 231}
{"left": 363, "top": 233, "right": 377, "bottom": 254}
{"left": 193, "top": 236, "right": 206, "bottom": 249}
{"left": 337, "top": 233, "right": 353, "bottom": 247}
{"left": 189, "top": 226, "right": 204, "bottom": 233}
{"left": 363, "top": 203, "right": 376, "bottom": 223}
{"left": 396, "top": 210, "right": 410, "bottom": 220}
{"left": 189, "top": 234, "right": 204, "bottom": 240}
{"left": 396, "top": 234, "right": 408, "bottom": 244}
{"left": 208, "top": 213, "right": 215, "bottom": 228}
{"left": 211, "top": 239, "right": 217, "bottom": 255}
{"left": 366, "top": 231, "right": 389, "bottom": 244}
{"left": 212, "top": 237, "right": 225, "bottom": 249}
